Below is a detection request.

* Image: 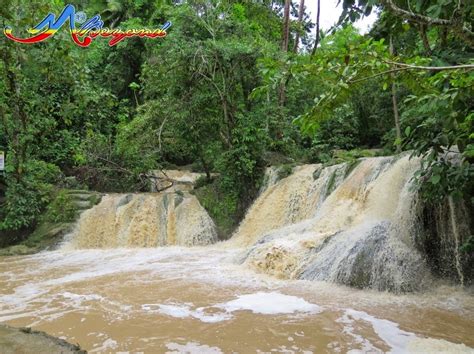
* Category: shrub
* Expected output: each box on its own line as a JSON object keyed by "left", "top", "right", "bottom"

{"left": 0, "top": 160, "right": 61, "bottom": 232}
{"left": 43, "top": 190, "right": 77, "bottom": 223}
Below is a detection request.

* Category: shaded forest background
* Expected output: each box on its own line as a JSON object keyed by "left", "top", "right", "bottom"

{"left": 0, "top": 0, "right": 472, "bottom": 246}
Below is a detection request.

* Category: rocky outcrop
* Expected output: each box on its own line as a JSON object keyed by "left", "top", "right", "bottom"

{"left": 0, "top": 324, "right": 86, "bottom": 353}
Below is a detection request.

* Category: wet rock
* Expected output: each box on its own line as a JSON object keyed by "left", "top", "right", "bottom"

{"left": 0, "top": 324, "right": 86, "bottom": 353}
{"left": 300, "top": 222, "right": 432, "bottom": 292}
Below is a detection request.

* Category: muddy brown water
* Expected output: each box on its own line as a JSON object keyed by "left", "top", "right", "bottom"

{"left": 0, "top": 247, "right": 473, "bottom": 353}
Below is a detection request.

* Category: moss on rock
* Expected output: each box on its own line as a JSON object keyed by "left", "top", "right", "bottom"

{"left": 0, "top": 189, "right": 102, "bottom": 256}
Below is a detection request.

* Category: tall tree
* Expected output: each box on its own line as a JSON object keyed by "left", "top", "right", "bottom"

{"left": 279, "top": 0, "right": 292, "bottom": 106}
{"left": 292, "top": 0, "right": 305, "bottom": 52}
{"left": 389, "top": 35, "right": 401, "bottom": 153}
{"left": 311, "top": 0, "right": 321, "bottom": 56}
{"left": 281, "top": 0, "right": 291, "bottom": 51}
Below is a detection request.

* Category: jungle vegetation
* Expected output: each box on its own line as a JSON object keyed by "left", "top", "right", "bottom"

{"left": 0, "top": 0, "right": 472, "bottom": 244}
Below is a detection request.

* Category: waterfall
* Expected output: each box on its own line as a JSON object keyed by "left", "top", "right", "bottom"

{"left": 230, "top": 154, "right": 471, "bottom": 292}
{"left": 231, "top": 163, "right": 348, "bottom": 248}
{"left": 60, "top": 158, "right": 471, "bottom": 291}
{"left": 448, "top": 197, "right": 464, "bottom": 286}
{"left": 63, "top": 192, "right": 217, "bottom": 249}
{"left": 258, "top": 165, "right": 293, "bottom": 194}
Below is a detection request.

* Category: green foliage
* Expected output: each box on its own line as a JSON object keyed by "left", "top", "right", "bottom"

{"left": 0, "top": 161, "right": 60, "bottom": 231}
{"left": 88, "top": 193, "right": 101, "bottom": 206}
{"left": 314, "top": 105, "right": 360, "bottom": 150}
{"left": 307, "top": 145, "right": 382, "bottom": 165}
{"left": 265, "top": 9, "right": 474, "bottom": 205}
{"left": 1, "top": 0, "right": 472, "bottom": 246}
{"left": 43, "top": 190, "right": 77, "bottom": 223}
{"left": 194, "top": 175, "right": 211, "bottom": 189}
{"left": 290, "top": 26, "right": 391, "bottom": 135}
{"left": 75, "top": 130, "right": 158, "bottom": 192}
{"left": 402, "top": 70, "right": 474, "bottom": 202}
{"left": 193, "top": 180, "right": 239, "bottom": 239}
{"left": 277, "top": 163, "right": 295, "bottom": 180}
{"left": 460, "top": 236, "right": 474, "bottom": 254}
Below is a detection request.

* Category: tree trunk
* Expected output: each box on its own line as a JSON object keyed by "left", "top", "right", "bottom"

{"left": 389, "top": 36, "right": 402, "bottom": 153}
{"left": 222, "top": 98, "right": 232, "bottom": 147}
{"left": 279, "top": 0, "right": 291, "bottom": 107}
{"left": 281, "top": 0, "right": 291, "bottom": 52}
{"left": 439, "top": 26, "right": 448, "bottom": 48}
{"left": 292, "top": 0, "right": 305, "bottom": 53}
{"left": 311, "top": 0, "right": 321, "bottom": 56}
{"left": 418, "top": 24, "right": 432, "bottom": 55}
{"left": 1, "top": 44, "right": 29, "bottom": 182}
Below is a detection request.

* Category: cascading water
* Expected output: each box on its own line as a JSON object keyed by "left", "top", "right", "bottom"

{"left": 60, "top": 158, "right": 471, "bottom": 291}
{"left": 63, "top": 192, "right": 217, "bottom": 249}
{"left": 417, "top": 192, "right": 473, "bottom": 284}
{"left": 1, "top": 165, "right": 473, "bottom": 352}
{"left": 231, "top": 154, "right": 471, "bottom": 292}
{"left": 58, "top": 157, "right": 472, "bottom": 291}
{"left": 448, "top": 196, "right": 467, "bottom": 286}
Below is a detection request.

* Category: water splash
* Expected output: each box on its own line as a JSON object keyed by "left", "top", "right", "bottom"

{"left": 448, "top": 196, "right": 464, "bottom": 286}
{"left": 61, "top": 159, "right": 471, "bottom": 290}
{"left": 232, "top": 155, "right": 440, "bottom": 291}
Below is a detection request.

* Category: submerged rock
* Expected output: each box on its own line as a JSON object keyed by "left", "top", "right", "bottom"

{"left": 300, "top": 222, "right": 432, "bottom": 292}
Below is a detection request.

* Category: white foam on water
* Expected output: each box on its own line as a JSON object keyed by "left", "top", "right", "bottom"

{"left": 341, "top": 309, "right": 474, "bottom": 354}
{"left": 260, "top": 345, "right": 313, "bottom": 353}
{"left": 1, "top": 248, "right": 473, "bottom": 352}
{"left": 61, "top": 292, "right": 105, "bottom": 302}
{"left": 144, "top": 292, "right": 320, "bottom": 323}
{"left": 3, "top": 247, "right": 468, "bottom": 315}
{"left": 143, "top": 303, "right": 192, "bottom": 318}
{"left": 217, "top": 291, "right": 322, "bottom": 315}
{"left": 89, "top": 338, "right": 118, "bottom": 353}
{"left": 142, "top": 303, "right": 232, "bottom": 323}
{"left": 165, "top": 341, "right": 223, "bottom": 354}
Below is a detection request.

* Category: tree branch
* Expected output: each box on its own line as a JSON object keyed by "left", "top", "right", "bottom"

{"left": 382, "top": 0, "right": 451, "bottom": 26}
{"left": 386, "top": 60, "right": 474, "bottom": 71}
{"left": 349, "top": 62, "right": 474, "bottom": 84}
{"left": 381, "top": 0, "right": 474, "bottom": 46}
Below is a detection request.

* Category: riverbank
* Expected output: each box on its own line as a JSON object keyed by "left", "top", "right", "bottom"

{"left": 0, "top": 324, "right": 86, "bottom": 353}
{"left": 0, "top": 190, "right": 102, "bottom": 256}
